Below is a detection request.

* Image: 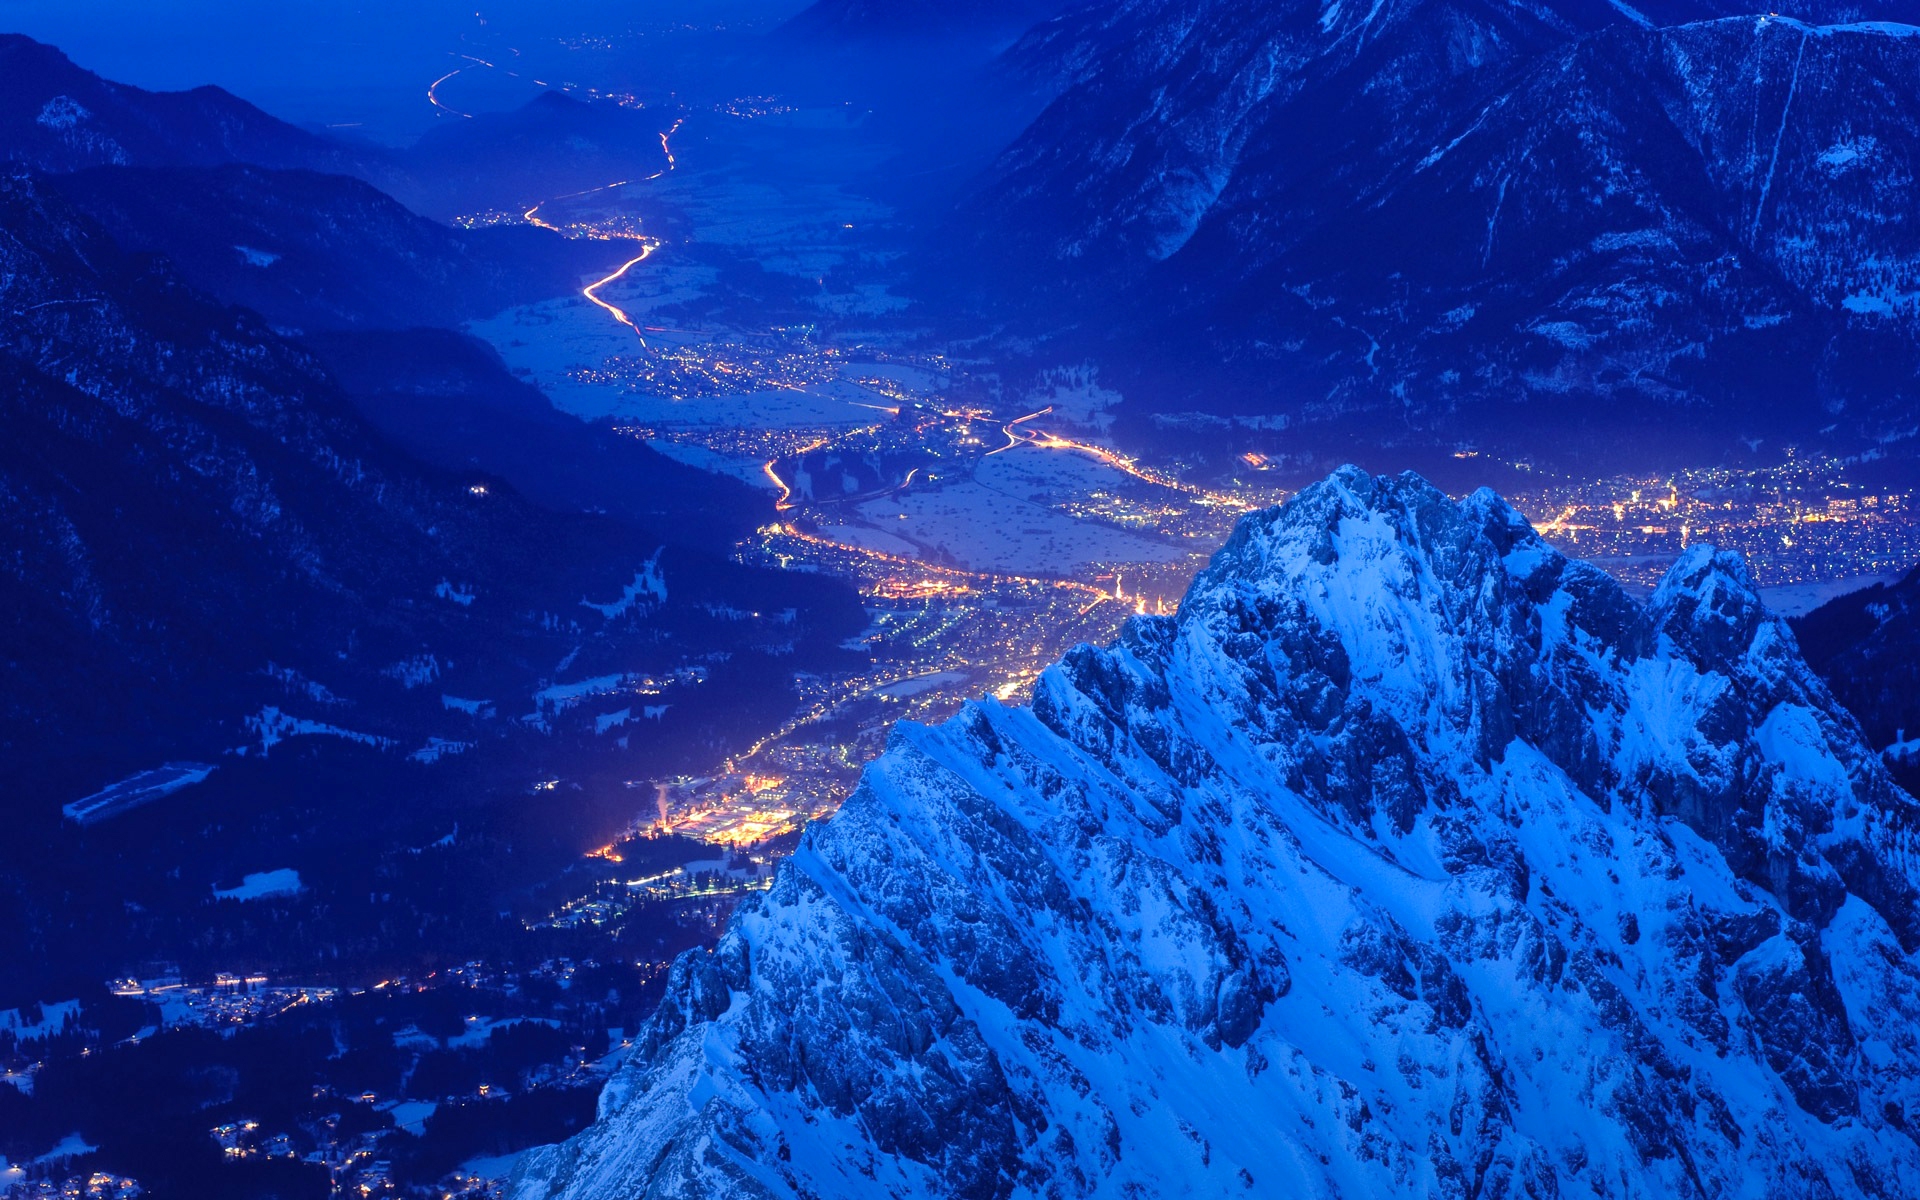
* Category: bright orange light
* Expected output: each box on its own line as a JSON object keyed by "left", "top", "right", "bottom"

{"left": 583, "top": 242, "right": 661, "bottom": 345}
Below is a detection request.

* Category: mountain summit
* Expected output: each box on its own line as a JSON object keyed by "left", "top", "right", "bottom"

{"left": 512, "top": 467, "right": 1920, "bottom": 1198}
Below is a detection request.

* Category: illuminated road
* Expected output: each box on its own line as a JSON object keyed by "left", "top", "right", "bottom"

{"left": 991, "top": 408, "right": 1253, "bottom": 510}
{"left": 427, "top": 50, "right": 558, "bottom": 119}
{"left": 762, "top": 437, "right": 835, "bottom": 512}
{"left": 770, "top": 522, "right": 1114, "bottom": 601}
{"left": 429, "top": 46, "right": 1243, "bottom": 847}
{"left": 522, "top": 179, "right": 638, "bottom": 232}
{"left": 427, "top": 69, "right": 472, "bottom": 118}
{"left": 516, "top": 120, "right": 686, "bottom": 347}
{"left": 749, "top": 391, "right": 1234, "bottom": 604}
{"left": 719, "top": 557, "right": 1126, "bottom": 778}
{"left": 986, "top": 406, "right": 1051, "bottom": 456}
{"left": 582, "top": 242, "right": 663, "bottom": 346}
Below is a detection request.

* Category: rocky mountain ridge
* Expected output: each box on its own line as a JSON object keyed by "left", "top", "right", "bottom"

{"left": 515, "top": 466, "right": 1920, "bottom": 1199}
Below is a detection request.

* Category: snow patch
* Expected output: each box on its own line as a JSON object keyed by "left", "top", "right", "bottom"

{"left": 244, "top": 707, "right": 394, "bottom": 755}
{"left": 385, "top": 654, "right": 441, "bottom": 689}
{"left": 34, "top": 96, "right": 89, "bottom": 129}
{"left": 535, "top": 674, "right": 636, "bottom": 713}
{"left": 410, "top": 738, "right": 474, "bottom": 764}
{"left": 32, "top": 1134, "right": 96, "bottom": 1165}
{"left": 1842, "top": 290, "right": 1918, "bottom": 317}
{"left": 213, "top": 869, "right": 303, "bottom": 901}
{"left": 379, "top": 1099, "right": 439, "bottom": 1135}
{"left": 1815, "top": 136, "right": 1874, "bottom": 176}
{"left": 63, "top": 763, "right": 215, "bottom": 825}
{"left": 0, "top": 1001, "right": 81, "bottom": 1042}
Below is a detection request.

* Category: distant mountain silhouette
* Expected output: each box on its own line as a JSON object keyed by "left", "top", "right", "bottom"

{"left": 0, "top": 33, "right": 361, "bottom": 173}
{"left": 50, "top": 162, "right": 619, "bottom": 332}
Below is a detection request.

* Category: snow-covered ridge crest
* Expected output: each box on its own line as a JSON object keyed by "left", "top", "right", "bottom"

{"left": 516, "top": 466, "right": 1920, "bottom": 1200}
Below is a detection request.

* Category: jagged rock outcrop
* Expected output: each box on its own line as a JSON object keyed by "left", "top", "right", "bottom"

{"left": 514, "top": 467, "right": 1920, "bottom": 1199}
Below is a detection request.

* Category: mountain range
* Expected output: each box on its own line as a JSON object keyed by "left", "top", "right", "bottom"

{"left": 954, "top": 1, "right": 1920, "bottom": 473}
{"left": 3, "top": 15, "right": 1919, "bottom": 1197}
{"left": 514, "top": 465, "right": 1920, "bottom": 1198}
{"left": 0, "top": 33, "right": 355, "bottom": 176}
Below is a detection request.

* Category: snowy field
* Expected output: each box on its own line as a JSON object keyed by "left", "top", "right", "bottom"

{"left": 815, "top": 523, "right": 922, "bottom": 558}
{"left": 642, "top": 439, "right": 775, "bottom": 486}
{"left": 975, "top": 442, "right": 1151, "bottom": 500}
{"left": 212, "top": 869, "right": 303, "bottom": 902}
{"left": 651, "top": 109, "right": 897, "bottom": 285}
{"left": 856, "top": 481, "right": 1185, "bottom": 576}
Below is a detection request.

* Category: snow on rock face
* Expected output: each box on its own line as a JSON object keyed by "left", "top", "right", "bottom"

{"left": 514, "top": 467, "right": 1920, "bottom": 1200}
{"left": 968, "top": 1, "right": 1920, "bottom": 459}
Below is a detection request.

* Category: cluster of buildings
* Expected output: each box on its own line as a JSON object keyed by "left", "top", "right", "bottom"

{"left": 534, "top": 839, "right": 776, "bottom": 934}
{"left": 106, "top": 973, "right": 339, "bottom": 1034}
{"left": 1511, "top": 457, "right": 1916, "bottom": 587}
{"left": 1, "top": 1171, "right": 141, "bottom": 1200}
{"left": 565, "top": 337, "right": 853, "bottom": 403}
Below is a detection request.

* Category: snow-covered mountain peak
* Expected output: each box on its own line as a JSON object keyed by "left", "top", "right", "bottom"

{"left": 515, "top": 467, "right": 1920, "bottom": 1200}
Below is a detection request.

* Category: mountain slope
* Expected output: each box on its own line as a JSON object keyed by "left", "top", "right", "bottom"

{"left": 399, "top": 90, "right": 676, "bottom": 219}
{"left": 514, "top": 466, "right": 1920, "bottom": 1199}
{"left": 979, "top": 0, "right": 1903, "bottom": 269}
{"left": 48, "top": 163, "right": 615, "bottom": 332}
{"left": 300, "top": 327, "right": 766, "bottom": 547}
{"left": 957, "top": 2, "right": 1920, "bottom": 469}
{"left": 1166, "top": 14, "right": 1920, "bottom": 456}
{"left": 1793, "top": 568, "right": 1920, "bottom": 792}
{"left": 0, "top": 168, "right": 867, "bottom": 998}
{"left": 0, "top": 169, "right": 859, "bottom": 793}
